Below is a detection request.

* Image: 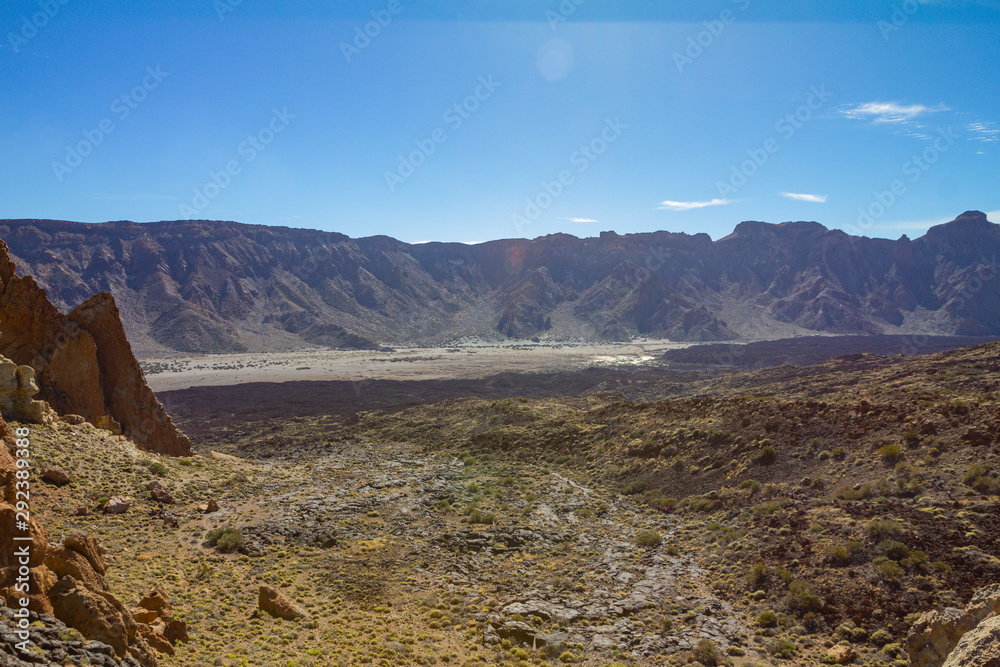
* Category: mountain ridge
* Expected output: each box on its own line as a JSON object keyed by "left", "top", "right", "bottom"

{"left": 0, "top": 211, "right": 997, "bottom": 353}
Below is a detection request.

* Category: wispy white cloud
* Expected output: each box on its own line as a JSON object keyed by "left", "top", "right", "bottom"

{"left": 781, "top": 192, "right": 827, "bottom": 203}
{"left": 657, "top": 198, "right": 731, "bottom": 211}
{"left": 557, "top": 217, "right": 598, "bottom": 223}
{"left": 967, "top": 121, "right": 1000, "bottom": 143}
{"left": 841, "top": 101, "right": 949, "bottom": 124}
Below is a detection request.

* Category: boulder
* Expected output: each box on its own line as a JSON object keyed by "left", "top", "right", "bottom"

{"left": 258, "top": 585, "right": 308, "bottom": 620}
{"left": 61, "top": 413, "right": 86, "bottom": 425}
{"left": 0, "top": 357, "right": 53, "bottom": 423}
{"left": 132, "top": 608, "right": 160, "bottom": 624}
{"left": 64, "top": 533, "right": 108, "bottom": 576}
{"left": 138, "top": 589, "right": 172, "bottom": 616}
{"left": 105, "top": 496, "right": 132, "bottom": 514}
{"left": 163, "top": 617, "right": 189, "bottom": 644}
{"left": 138, "top": 623, "right": 175, "bottom": 656}
{"left": 42, "top": 468, "right": 70, "bottom": 485}
{"left": 198, "top": 498, "right": 220, "bottom": 513}
{"left": 502, "top": 599, "right": 582, "bottom": 624}
{"left": 827, "top": 644, "right": 856, "bottom": 664}
{"left": 96, "top": 414, "right": 123, "bottom": 435}
{"left": 150, "top": 487, "right": 175, "bottom": 504}
{"left": 44, "top": 546, "right": 108, "bottom": 592}
{"left": 0, "top": 492, "right": 51, "bottom": 613}
{"left": 155, "top": 509, "right": 180, "bottom": 528}
{"left": 942, "top": 615, "right": 1000, "bottom": 667}
{"left": 48, "top": 576, "right": 131, "bottom": 658}
{"left": 909, "top": 608, "right": 976, "bottom": 667}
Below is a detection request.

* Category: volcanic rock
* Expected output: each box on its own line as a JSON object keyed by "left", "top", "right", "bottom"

{"left": 826, "top": 644, "right": 856, "bottom": 664}
{"left": 258, "top": 585, "right": 308, "bottom": 620}
{"left": 942, "top": 615, "right": 1000, "bottom": 667}
{"left": 0, "top": 240, "right": 192, "bottom": 456}
{"left": 0, "top": 357, "right": 52, "bottom": 422}
{"left": 104, "top": 496, "right": 132, "bottom": 514}
{"left": 68, "top": 291, "right": 192, "bottom": 455}
{"left": 42, "top": 468, "right": 70, "bottom": 485}
{"left": 48, "top": 575, "right": 133, "bottom": 659}
{"left": 150, "top": 487, "right": 175, "bottom": 504}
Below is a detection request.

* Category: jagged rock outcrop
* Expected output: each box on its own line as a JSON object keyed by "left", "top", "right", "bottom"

{"left": 0, "top": 240, "right": 191, "bottom": 456}
{"left": 909, "top": 583, "right": 1000, "bottom": 667}
{"left": 943, "top": 616, "right": 1000, "bottom": 667}
{"left": 2, "top": 211, "right": 996, "bottom": 351}
{"left": 0, "top": 244, "right": 106, "bottom": 421}
{"left": 68, "top": 292, "right": 192, "bottom": 456}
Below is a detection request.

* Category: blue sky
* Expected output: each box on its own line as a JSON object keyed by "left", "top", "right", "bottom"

{"left": 1, "top": 1, "right": 998, "bottom": 243}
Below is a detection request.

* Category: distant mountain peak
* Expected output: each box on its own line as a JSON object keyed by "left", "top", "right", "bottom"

{"left": 924, "top": 210, "right": 998, "bottom": 244}
{"left": 722, "top": 219, "right": 828, "bottom": 241}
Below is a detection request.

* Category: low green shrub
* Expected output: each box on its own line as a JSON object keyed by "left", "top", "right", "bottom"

{"left": 635, "top": 530, "right": 662, "bottom": 547}
{"left": 623, "top": 480, "right": 646, "bottom": 495}
{"left": 469, "top": 509, "right": 496, "bottom": 524}
{"left": 880, "top": 540, "right": 909, "bottom": 561}
{"left": 767, "top": 638, "right": 796, "bottom": 658}
{"left": 205, "top": 526, "right": 244, "bottom": 553}
{"left": 879, "top": 443, "right": 904, "bottom": 463}
{"left": 753, "top": 445, "right": 777, "bottom": 465}
{"left": 692, "top": 639, "right": 720, "bottom": 666}
{"left": 867, "top": 518, "right": 904, "bottom": 540}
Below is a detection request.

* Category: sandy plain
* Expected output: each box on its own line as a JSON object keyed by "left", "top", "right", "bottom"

{"left": 139, "top": 338, "right": 722, "bottom": 391}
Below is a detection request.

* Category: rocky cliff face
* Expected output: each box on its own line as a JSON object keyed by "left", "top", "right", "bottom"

{"left": 0, "top": 241, "right": 192, "bottom": 456}
{"left": 6, "top": 212, "right": 995, "bottom": 353}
